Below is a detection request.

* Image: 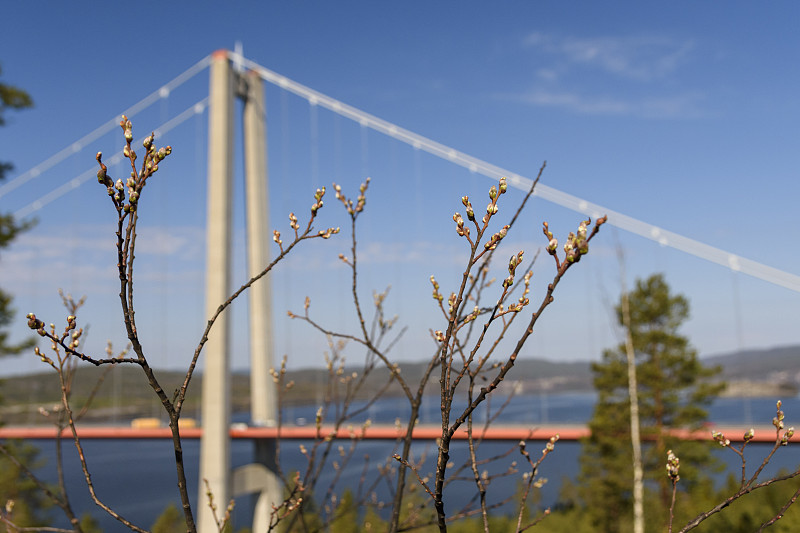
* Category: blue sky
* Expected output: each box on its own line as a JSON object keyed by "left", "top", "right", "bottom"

{"left": 1, "top": 2, "right": 799, "bottom": 375}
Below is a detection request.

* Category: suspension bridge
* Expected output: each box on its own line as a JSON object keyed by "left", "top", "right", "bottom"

{"left": 2, "top": 49, "right": 800, "bottom": 531}
{"left": 5, "top": 51, "right": 800, "bottom": 291}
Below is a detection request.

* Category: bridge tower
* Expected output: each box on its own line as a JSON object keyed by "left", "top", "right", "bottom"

{"left": 199, "top": 49, "right": 278, "bottom": 533}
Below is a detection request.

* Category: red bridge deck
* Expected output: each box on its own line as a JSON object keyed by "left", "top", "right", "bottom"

{"left": 0, "top": 424, "right": 782, "bottom": 443}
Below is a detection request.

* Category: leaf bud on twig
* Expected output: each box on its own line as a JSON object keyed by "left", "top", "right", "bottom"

{"left": 543, "top": 434, "right": 559, "bottom": 453}
{"left": 448, "top": 292, "right": 456, "bottom": 314}
{"left": 577, "top": 220, "right": 588, "bottom": 239}
{"left": 542, "top": 221, "right": 553, "bottom": 241}
{"left": 453, "top": 212, "right": 465, "bottom": 237}
{"left": 666, "top": 449, "right": 680, "bottom": 482}
{"left": 711, "top": 430, "right": 730, "bottom": 447}
{"left": 508, "top": 251, "right": 523, "bottom": 275}
{"left": 26, "top": 313, "right": 43, "bottom": 331}
{"left": 318, "top": 227, "right": 339, "bottom": 239}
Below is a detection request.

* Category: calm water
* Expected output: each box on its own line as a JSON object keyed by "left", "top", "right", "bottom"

{"left": 26, "top": 394, "right": 800, "bottom": 530}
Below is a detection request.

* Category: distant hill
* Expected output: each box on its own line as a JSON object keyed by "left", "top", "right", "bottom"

{"left": 704, "top": 345, "right": 800, "bottom": 397}
{"left": 1, "top": 346, "right": 798, "bottom": 425}
{"left": 704, "top": 345, "right": 800, "bottom": 379}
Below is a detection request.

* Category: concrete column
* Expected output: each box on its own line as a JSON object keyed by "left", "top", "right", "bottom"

{"left": 243, "top": 70, "right": 276, "bottom": 428}
{"left": 242, "top": 68, "right": 281, "bottom": 533}
{"left": 198, "top": 49, "right": 235, "bottom": 533}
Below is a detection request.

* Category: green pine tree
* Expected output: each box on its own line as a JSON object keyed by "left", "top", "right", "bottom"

{"left": 329, "top": 489, "right": 359, "bottom": 533}
{"left": 0, "top": 62, "right": 50, "bottom": 532}
{"left": 151, "top": 503, "right": 185, "bottom": 533}
{"left": 0, "top": 63, "right": 33, "bottom": 185}
{"left": 0, "top": 63, "right": 34, "bottom": 359}
{"left": 0, "top": 440, "right": 51, "bottom": 530}
{"left": 577, "top": 274, "right": 724, "bottom": 533}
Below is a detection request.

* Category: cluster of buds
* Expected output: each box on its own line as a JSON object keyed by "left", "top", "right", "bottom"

{"left": 97, "top": 116, "right": 171, "bottom": 213}
{"left": 533, "top": 477, "right": 548, "bottom": 489}
{"left": 462, "top": 306, "right": 481, "bottom": 324}
{"left": 25, "top": 312, "right": 44, "bottom": 335}
{"left": 505, "top": 301, "right": 526, "bottom": 313}
{"left": 453, "top": 211, "right": 468, "bottom": 237}
{"left": 315, "top": 406, "right": 324, "bottom": 431}
{"left": 316, "top": 227, "right": 339, "bottom": 239}
{"left": 543, "top": 217, "right": 607, "bottom": 266}
{"left": 140, "top": 129, "right": 171, "bottom": 171}
{"left": 774, "top": 401, "right": 795, "bottom": 445}
{"left": 543, "top": 434, "right": 559, "bottom": 454}
{"left": 26, "top": 313, "right": 84, "bottom": 368}
{"left": 519, "top": 270, "right": 533, "bottom": 305}
{"left": 269, "top": 356, "right": 289, "bottom": 385}
{"left": 562, "top": 221, "right": 591, "bottom": 263}
{"left": 711, "top": 430, "right": 731, "bottom": 447}
{"left": 273, "top": 204, "right": 338, "bottom": 252}
{"left": 450, "top": 178, "right": 514, "bottom": 259}
{"left": 455, "top": 177, "right": 507, "bottom": 236}
{"left": 666, "top": 449, "right": 680, "bottom": 482}
{"left": 430, "top": 276, "right": 444, "bottom": 303}
{"left": 311, "top": 187, "right": 326, "bottom": 216}
{"left": 33, "top": 346, "right": 53, "bottom": 368}
{"left": 447, "top": 292, "right": 457, "bottom": 315}
{"left": 462, "top": 196, "right": 475, "bottom": 222}
{"left": 484, "top": 225, "right": 509, "bottom": 251}
{"left": 373, "top": 290, "right": 399, "bottom": 331}
{"left": 543, "top": 222, "right": 558, "bottom": 255}
{"left": 64, "top": 315, "right": 82, "bottom": 350}
{"left": 373, "top": 290, "right": 387, "bottom": 308}
{"left": 774, "top": 400, "right": 785, "bottom": 430}
{"left": 485, "top": 177, "right": 507, "bottom": 219}
{"left": 280, "top": 472, "right": 306, "bottom": 518}
{"left": 451, "top": 188, "right": 492, "bottom": 239}
{"left": 503, "top": 250, "right": 524, "bottom": 289}
{"left": 333, "top": 178, "right": 370, "bottom": 215}
{"left": 274, "top": 211, "right": 301, "bottom": 246}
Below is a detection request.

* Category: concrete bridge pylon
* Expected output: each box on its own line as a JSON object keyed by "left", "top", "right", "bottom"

{"left": 198, "top": 49, "right": 278, "bottom": 533}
